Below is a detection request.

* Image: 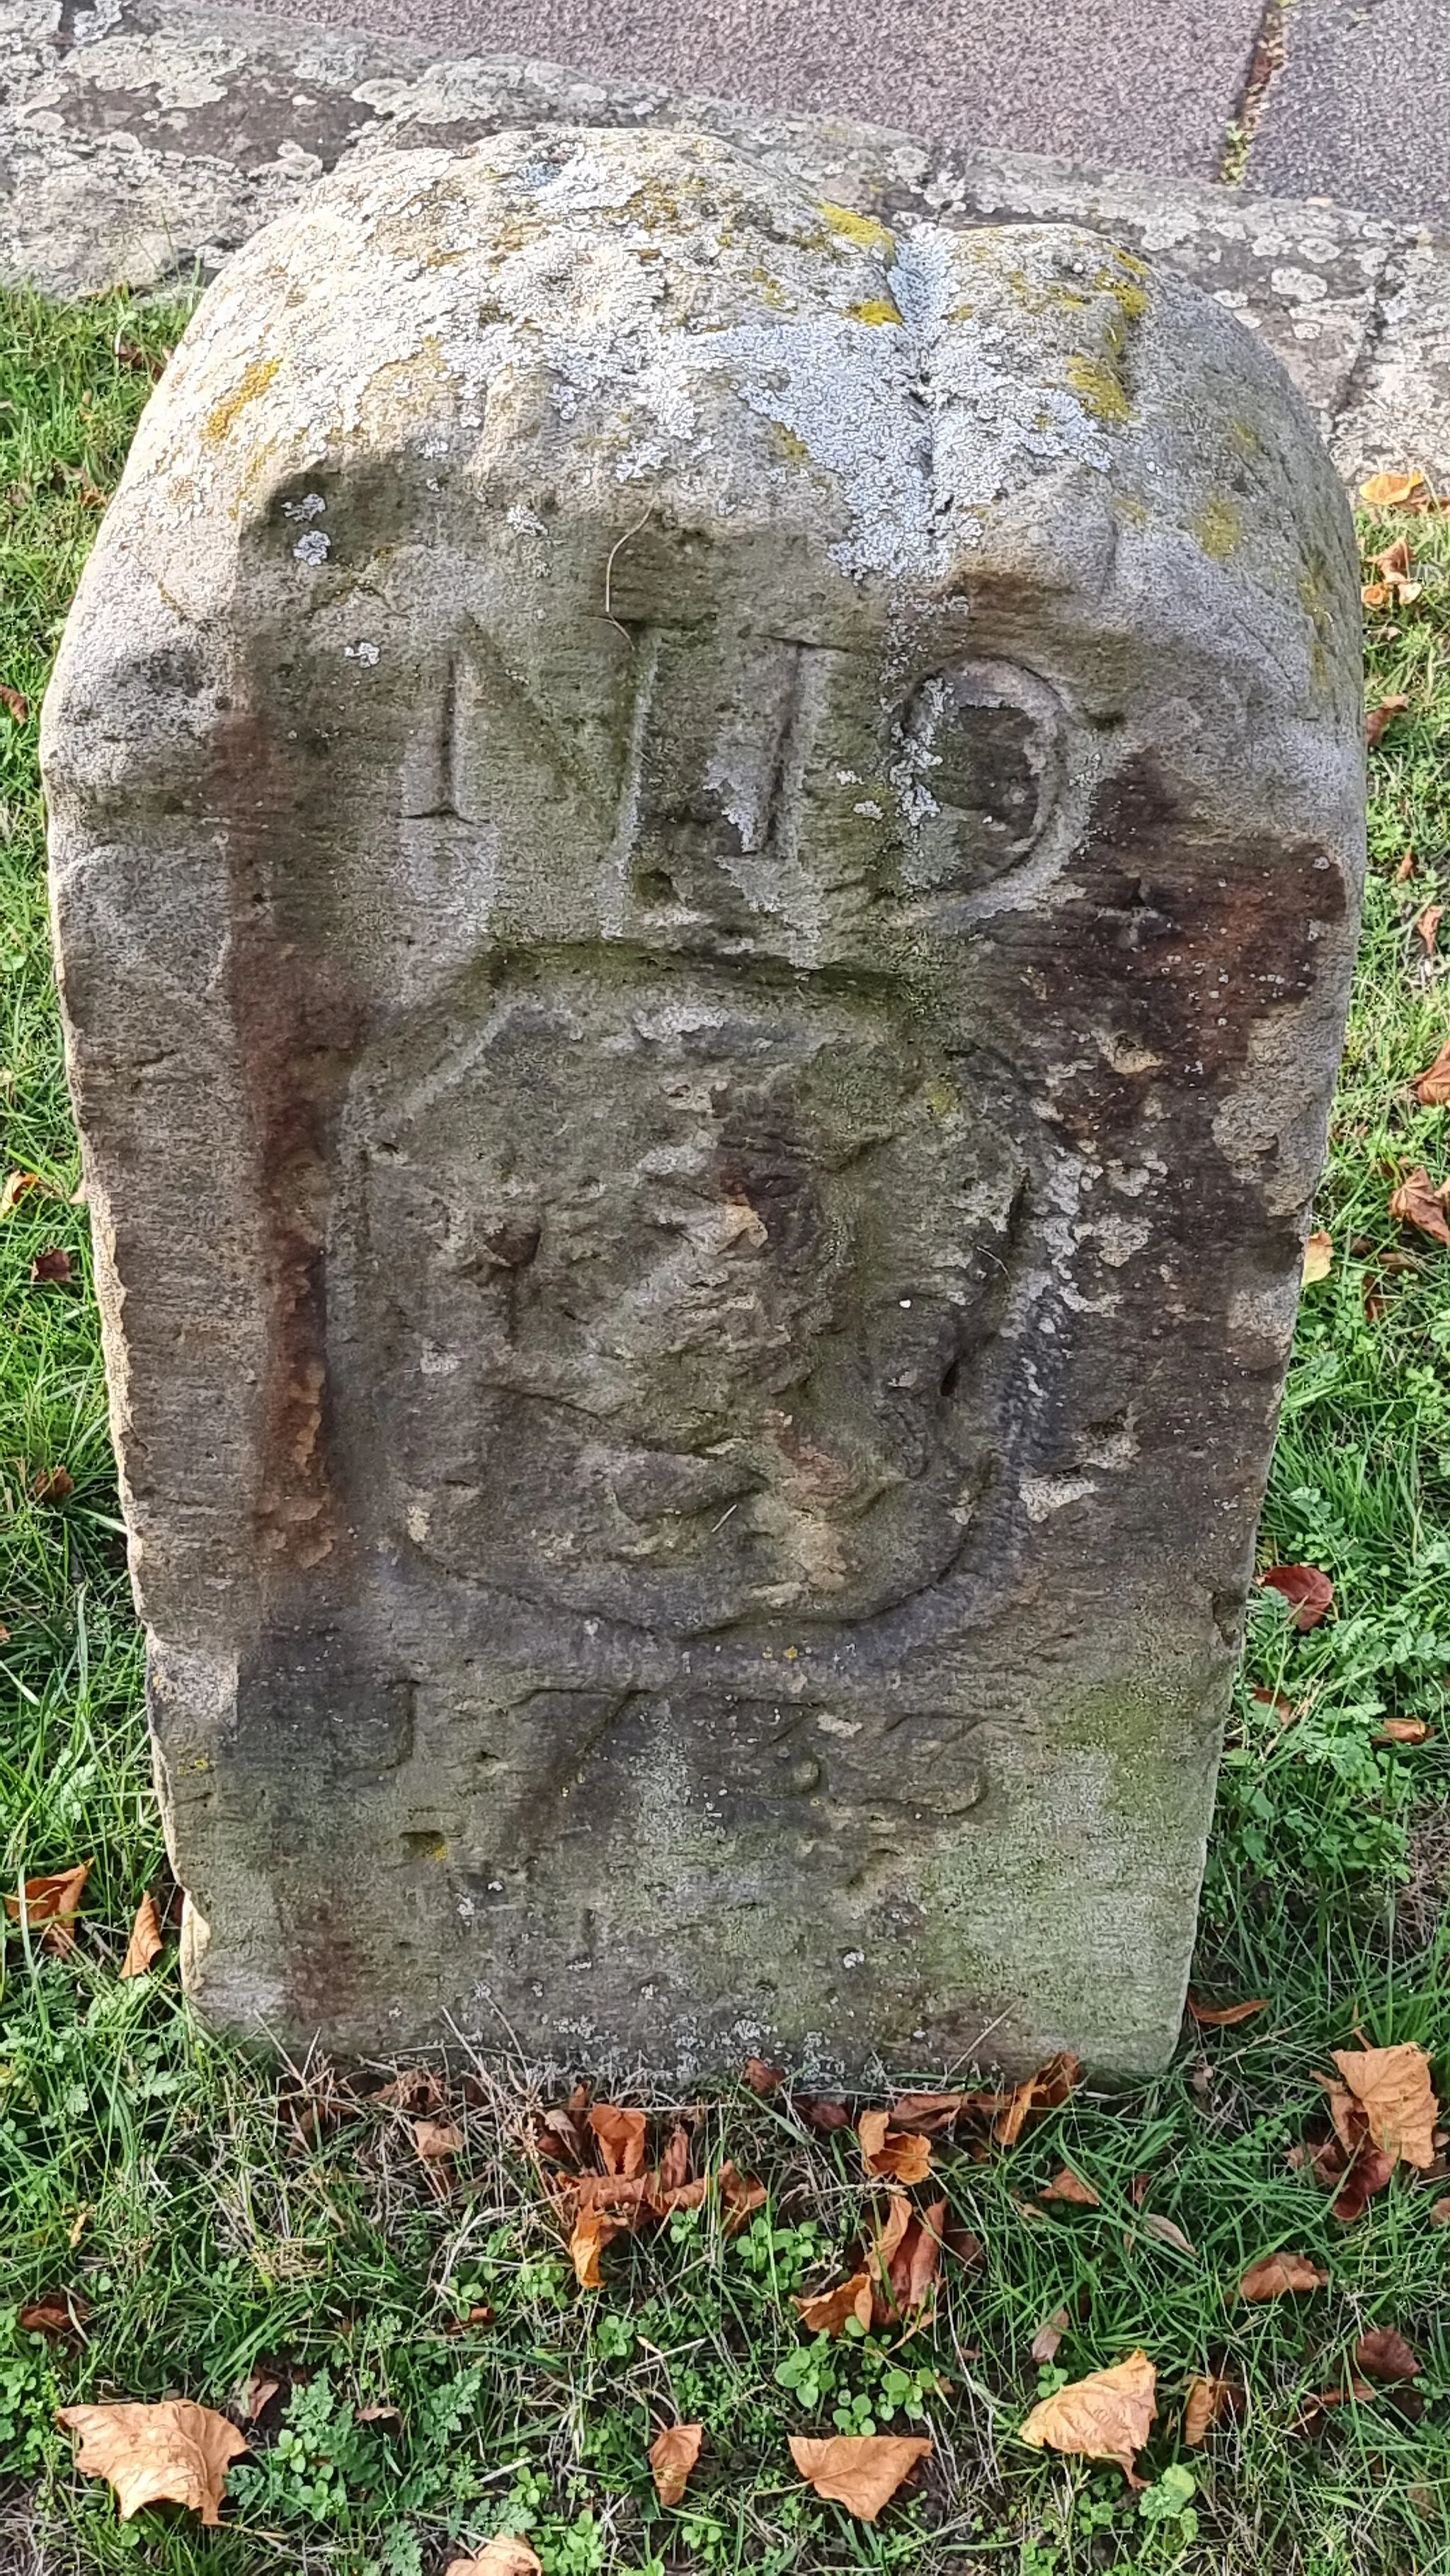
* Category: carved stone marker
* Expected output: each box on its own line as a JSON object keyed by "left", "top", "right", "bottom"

{"left": 42, "top": 130, "right": 1364, "bottom": 2075}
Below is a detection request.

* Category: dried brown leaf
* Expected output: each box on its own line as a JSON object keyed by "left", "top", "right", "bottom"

{"left": 1030, "top": 2306, "right": 1071, "bottom": 2363}
{"left": 1301, "top": 1230, "right": 1332, "bottom": 1285}
{"left": 445, "top": 2541, "right": 543, "bottom": 2576}
{"left": 659, "top": 2125, "right": 692, "bottom": 2193}
{"left": 32, "top": 1466, "right": 74, "bottom": 1506}
{"left": 743, "top": 2057, "right": 784, "bottom": 2095}
{"left": 1367, "top": 694, "right": 1410, "bottom": 746}
{"left": 589, "top": 2103, "right": 647, "bottom": 2177}
{"left": 18, "top": 2292, "right": 89, "bottom": 2342}
{"left": 716, "top": 2160, "right": 767, "bottom": 2232}
{"left": 1187, "top": 1995, "right": 1269, "bottom": 2027}
{"left": 795, "top": 2271, "right": 874, "bottom": 2335}
{"left": 372, "top": 2069, "right": 445, "bottom": 2113}
{"left": 569, "top": 2204, "right": 624, "bottom": 2287}
{"left": 1391, "top": 1166, "right": 1450, "bottom": 1246}
{"left": 5, "top": 1860, "right": 90, "bottom": 1956}
{"left": 1361, "top": 471, "right": 1425, "bottom": 507}
{"left": 0, "top": 686, "right": 28, "bottom": 725}
{"left": 649, "top": 2420, "right": 703, "bottom": 2506}
{"left": 1429, "top": 2196, "right": 1450, "bottom": 2225}
{"left": 30, "top": 1248, "right": 72, "bottom": 1285}
{"left": 982, "top": 2051, "right": 1082, "bottom": 2148}
{"left": 1414, "top": 1037, "right": 1450, "bottom": 1105}
{"left": 886, "top": 2090, "right": 966, "bottom": 2135}
{"left": 857, "top": 2109, "right": 933, "bottom": 2183}
{"left": 1182, "top": 2374, "right": 1235, "bottom": 2446}
{"left": 0, "top": 1170, "right": 39, "bottom": 1219}
{"left": 1020, "top": 2351, "right": 1157, "bottom": 2483}
{"left": 788, "top": 2432, "right": 932, "bottom": 2521}
{"left": 1039, "top": 2166, "right": 1100, "bottom": 2206}
{"left": 1260, "top": 1563, "right": 1335, "bottom": 1629}
{"left": 1375, "top": 1716, "right": 1430, "bottom": 1745}
{"left": 1418, "top": 902, "right": 1444, "bottom": 954}
{"left": 889, "top": 2198, "right": 947, "bottom": 2318}
{"left": 1238, "top": 2252, "right": 1329, "bottom": 2299}
{"left": 119, "top": 1893, "right": 163, "bottom": 1981}
{"left": 240, "top": 2373, "right": 280, "bottom": 2422}
{"left": 58, "top": 2402, "right": 249, "bottom": 2526}
{"left": 413, "top": 2119, "right": 464, "bottom": 2163}
{"left": 1354, "top": 2327, "right": 1420, "bottom": 2382}
{"left": 1331, "top": 2042, "right": 1439, "bottom": 2169}
{"left": 795, "top": 2095, "right": 852, "bottom": 2132}
{"left": 1141, "top": 2211, "right": 1197, "bottom": 2256}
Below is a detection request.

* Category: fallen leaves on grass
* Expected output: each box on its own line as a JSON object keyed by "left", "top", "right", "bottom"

{"left": 1302, "top": 1230, "right": 1332, "bottom": 1284}
{"left": 1039, "top": 2166, "right": 1099, "bottom": 2206}
{"left": 1020, "top": 2352, "right": 1156, "bottom": 2484}
{"left": 372, "top": 2069, "right": 445, "bottom": 2113}
{"left": 18, "top": 2291, "right": 89, "bottom": 2342}
{"left": 796, "top": 2272, "right": 874, "bottom": 2335}
{"left": 1182, "top": 2375, "right": 1237, "bottom": 2445}
{"left": 1413, "top": 1037, "right": 1450, "bottom": 1104}
{"left": 1355, "top": 2327, "right": 1420, "bottom": 2382}
{"left": 973, "top": 2052, "right": 1082, "bottom": 2147}
{"left": 857, "top": 2109, "right": 933, "bottom": 2182}
{"left": 5, "top": 1859, "right": 90, "bottom": 1956}
{"left": 1361, "top": 470, "right": 1425, "bottom": 508}
{"left": 1364, "top": 537, "right": 1423, "bottom": 607}
{"left": 717, "top": 2160, "right": 767, "bottom": 2231}
{"left": 119, "top": 1893, "right": 163, "bottom": 1980}
{"left": 743, "top": 2057, "right": 783, "bottom": 2094}
{"left": 1366, "top": 694, "right": 1410, "bottom": 746}
{"left": 239, "top": 2373, "right": 280, "bottom": 2421}
{"left": 589, "top": 2103, "right": 647, "bottom": 2177}
{"left": 877, "top": 2197, "right": 947, "bottom": 2323}
{"left": 1187, "top": 1995, "right": 1268, "bottom": 2027}
{"left": 0, "top": 1171, "right": 39, "bottom": 1218}
{"left": 0, "top": 686, "right": 28, "bottom": 725}
{"left": 1260, "top": 1563, "right": 1335, "bottom": 1629}
{"left": 1376, "top": 1716, "right": 1431, "bottom": 1745}
{"left": 32, "top": 1466, "right": 74, "bottom": 1505}
{"left": 569, "top": 2205, "right": 625, "bottom": 2288}
{"left": 446, "top": 2541, "right": 542, "bottom": 2576}
{"left": 1390, "top": 1166, "right": 1450, "bottom": 1245}
{"left": 413, "top": 2119, "right": 464, "bottom": 2163}
{"left": 796, "top": 2095, "right": 853, "bottom": 2133}
{"left": 788, "top": 2432, "right": 932, "bottom": 2521}
{"left": 886, "top": 2090, "right": 967, "bottom": 2134}
{"left": 1031, "top": 2306, "right": 1071, "bottom": 2363}
{"left": 1141, "top": 2212, "right": 1197, "bottom": 2256}
{"left": 649, "top": 2421, "right": 704, "bottom": 2505}
{"left": 1331, "top": 2041, "right": 1438, "bottom": 2169}
{"left": 1238, "top": 2252, "right": 1329, "bottom": 2299}
{"left": 1418, "top": 902, "right": 1444, "bottom": 954}
{"left": 30, "top": 1248, "right": 72, "bottom": 1284}
{"left": 58, "top": 2401, "right": 249, "bottom": 2526}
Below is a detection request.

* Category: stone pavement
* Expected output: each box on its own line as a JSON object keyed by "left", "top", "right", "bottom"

{"left": 4, "top": 0, "right": 1449, "bottom": 484}
{"left": 236, "top": 0, "right": 1269, "bottom": 183}
{"left": 1253, "top": 0, "right": 1450, "bottom": 231}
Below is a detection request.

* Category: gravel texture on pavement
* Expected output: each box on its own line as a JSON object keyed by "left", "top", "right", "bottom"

{"left": 1253, "top": 0, "right": 1450, "bottom": 227}
{"left": 239, "top": 0, "right": 1267, "bottom": 179}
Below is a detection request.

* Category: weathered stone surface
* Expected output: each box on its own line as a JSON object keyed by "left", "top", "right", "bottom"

{"left": 43, "top": 127, "right": 1364, "bottom": 2078}
{"left": 6, "top": 1, "right": 1450, "bottom": 487}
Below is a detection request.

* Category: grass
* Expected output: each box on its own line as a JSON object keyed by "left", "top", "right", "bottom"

{"left": 1, "top": 285, "right": 1449, "bottom": 2576}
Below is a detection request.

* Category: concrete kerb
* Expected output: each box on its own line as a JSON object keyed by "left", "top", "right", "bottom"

{"left": 2, "top": 0, "right": 1449, "bottom": 489}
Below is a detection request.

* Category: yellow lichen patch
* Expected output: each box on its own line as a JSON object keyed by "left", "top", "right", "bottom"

{"left": 201, "top": 355, "right": 281, "bottom": 449}
{"left": 1066, "top": 354, "right": 1132, "bottom": 426}
{"left": 771, "top": 424, "right": 813, "bottom": 466}
{"left": 818, "top": 201, "right": 896, "bottom": 258}
{"left": 1114, "top": 492, "right": 1152, "bottom": 528}
{"left": 846, "top": 298, "right": 904, "bottom": 326}
{"left": 1193, "top": 496, "right": 1244, "bottom": 560}
{"left": 1093, "top": 256, "right": 1151, "bottom": 324}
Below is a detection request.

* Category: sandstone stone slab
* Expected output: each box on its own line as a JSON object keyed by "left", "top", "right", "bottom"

{"left": 43, "top": 127, "right": 1364, "bottom": 2077}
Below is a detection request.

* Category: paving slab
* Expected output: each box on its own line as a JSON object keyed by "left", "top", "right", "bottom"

{"left": 1253, "top": 0, "right": 1450, "bottom": 229}
{"left": 1, "top": 0, "right": 1449, "bottom": 486}
{"left": 235, "top": 0, "right": 1267, "bottom": 181}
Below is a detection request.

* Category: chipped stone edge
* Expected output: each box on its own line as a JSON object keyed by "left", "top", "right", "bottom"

{"left": 1, "top": 0, "right": 1448, "bottom": 488}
